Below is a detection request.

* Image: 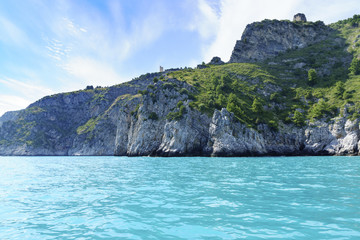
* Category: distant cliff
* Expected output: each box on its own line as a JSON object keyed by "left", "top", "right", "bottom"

{"left": 229, "top": 19, "right": 330, "bottom": 63}
{"left": 1, "top": 13, "right": 360, "bottom": 156}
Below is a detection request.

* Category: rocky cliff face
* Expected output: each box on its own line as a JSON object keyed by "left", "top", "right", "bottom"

{"left": 119, "top": 106, "right": 359, "bottom": 157}
{"left": 1, "top": 86, "right": 359, "bottom": 156}
{"left": 0, "top": 74, "right": 158, "bottom": 155}
{"left": 229, "top": 19, "right": 331, "bottom": 63}
{"left": 209, "top": 108, "right": 359, "bottom": 156}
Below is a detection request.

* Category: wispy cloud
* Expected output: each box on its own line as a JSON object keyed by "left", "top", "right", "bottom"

{"left": 45, "top": 38, "right": 70, "bottom": 61}
{"left": 189, "top": 0, "right": 219, "bottom": 40}
{"left": 0, "top": 0, "right": 174, "bottom": 115}
{"left": 0, "top": 95, "right": 33, "bottom": 116}
{"left": 0, "top": 77, "right": 54, "bottom": 99}
{"left": 64, "top": 57, "right": 126, "bottom": 87}
{"left": 41, "top": 1, "right": 169, "bottom": 87}
{"left": 0, "top": 77, "right": 55, "bottom": 116}
{"left": 0, "top": 16, "right": 29, "bottom": 46}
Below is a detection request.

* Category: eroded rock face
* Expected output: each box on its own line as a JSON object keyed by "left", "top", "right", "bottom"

{"left": 113, "top": 78, "right": 195, "bottom": 156}
{"left": 0, "top": 74, "right": 158, "bottom": 156}
{"left": 1, "top": 95, "right": 359, "bottom": 156}
{"left": 209, "top": 109, "right": 360, "bottom": 156}
{"left": 209, "top": 109, "right": 265, "bottom": 156}
{"left": 156, "top": 109, "right": 210, "bottom": 156}
{"left": 337, "top": 119, "right": 359, "bottom": 155}
{"left": 229, "top": 19, "right": 329, "bottom": 63}
{"left": 209, "top": 56, "right": 224, "bottom": 65}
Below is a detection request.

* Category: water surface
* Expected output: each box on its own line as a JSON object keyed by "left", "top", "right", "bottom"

{"left": 0, "top": 156, "right": 360, "bottom": 239}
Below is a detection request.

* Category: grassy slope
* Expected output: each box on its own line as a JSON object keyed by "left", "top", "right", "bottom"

{"left": 168, "top": 63, "right": 279, "bottom": 128}
{"left": 167, "top": 15, "right": 360, "bottom": 128}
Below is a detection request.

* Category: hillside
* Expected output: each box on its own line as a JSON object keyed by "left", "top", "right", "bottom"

{"left": 1, "top": 13, "right": 360, "bottom": 156}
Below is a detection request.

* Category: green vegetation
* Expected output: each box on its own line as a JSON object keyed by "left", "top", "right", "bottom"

{"left": 349, "top": 57, "right": 360, "bottom": 75}
{"left": 308, "top": 99, "right": 336, "bottom": 120}
{"left": 147, "top": 84, "right": 155, "bottom": 90}
{"left": 333, "top": 81, "right": 345, "bottom": 99}
{"left": 332, "top": 14, "right": 360, "bottom": 28}
{"left": 292, "top": 110, "right": 305, "bottom": 127}
{"left": 138, "top": 89, "right": 148, "bottom": 95}
{"left": 131, "top": 104, "right": 140, "bottom": 117}
{"left": 308, "top": 69, "right": 317, "bottom": 86}
{"left": 177, "top": 101, "right": 184, "bottom": 108}
{"left": 92, "top": 92, "right": 107, "bottom": 104}
{"left": 77, "top": 117, "right": 100, "bottom": 134}
{"left": 148, "top": 112, "right": 158, "bottom": 121}
{"left": 168, "top": 63, "right": 279, "bottom": 127}
{"left": 164, "top": 16, "right": 360, "bottom": 128}
{"left": 25, "top": 106, "right": 45, "bottom": 114}
{"left": 331, "top": 14, "right": 360, "bottom": 58}
{"left": 167, "top": 101, "right": 187, "bottom": 121}
{"left": 179, "top": 88, "right": 189, "bottom": 95}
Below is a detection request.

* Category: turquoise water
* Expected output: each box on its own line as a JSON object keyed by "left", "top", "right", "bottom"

{"left": 0, "top": 156, "right": 360, "bottom": 239}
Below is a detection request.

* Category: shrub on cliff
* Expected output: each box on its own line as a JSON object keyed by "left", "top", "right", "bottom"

{"left": 251, "top": 98, "right": 263, "bottom": 114}
{"left": 333, "top": 81, "right": 345, "bottom": 99}
{"left": 167, "top": 103, "right": 187, "bottom": 121}
{"left": 308, "top": 99, "right": 336, "bottom": 120}
{"left": 308, "top": 69, "right": 317, "bottom": 86}
{"left": 148, "top": 112, "right": 158, "bottom": 121}
{"left": 349, "top": 57, "right": 360, "bottom": 75}
{"left": 292, "top": 110, "right": 305, "bottom": 126}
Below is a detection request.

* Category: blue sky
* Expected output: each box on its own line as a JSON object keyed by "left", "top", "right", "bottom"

{"left": 0, "top": 0, "right": 359, "bottom": 116}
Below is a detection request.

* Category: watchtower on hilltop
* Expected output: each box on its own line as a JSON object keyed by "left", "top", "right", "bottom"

{"left": 293, "top": 13, "right": 307, "bottom": 22}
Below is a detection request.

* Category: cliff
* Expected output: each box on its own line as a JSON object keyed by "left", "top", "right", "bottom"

{"left": 229, "top": 19, "right": 331, "bottom": 63}
{"left": 1, "top": 13, "right": 360, "bottom": 156}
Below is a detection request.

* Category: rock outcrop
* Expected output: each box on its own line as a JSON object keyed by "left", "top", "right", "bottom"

{"left": 209, "top": 56, "right": 224, "bottom": 65}
{"left": 229, "top": 18, "right": 330, "bottom": 63}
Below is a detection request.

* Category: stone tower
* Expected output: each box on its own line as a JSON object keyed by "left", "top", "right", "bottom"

{"left": 293, "top": 13, "right": 307, "bottom": 22}
{"left": 159, "top": 66, "right": 164, "bottom": 72}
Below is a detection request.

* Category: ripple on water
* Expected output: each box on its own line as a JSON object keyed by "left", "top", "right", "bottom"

{"left": 0, "top": 156, "right": 359, "bottom": 239}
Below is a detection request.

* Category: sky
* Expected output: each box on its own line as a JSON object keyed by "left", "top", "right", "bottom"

{"left": 0, "top": 0, "right": 359, "bottom": 116}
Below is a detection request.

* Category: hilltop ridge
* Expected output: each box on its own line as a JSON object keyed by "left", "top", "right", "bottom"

{"left": 229, "top": 18, "right": 330, "bottom": 63}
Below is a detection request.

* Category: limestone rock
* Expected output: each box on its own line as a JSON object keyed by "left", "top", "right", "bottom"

{"left": 293, "top": 62, "right": 306, "bottom": 69}
{"left": 209, "top": 109, "right": 266, "bottom": 156}
{"left": 229, "top": 19, "right": 329, "bottom": 63}
{"left": 156, "top": 108, "right": 210, "bottom": 156}
{"left": 304, "top": 122, "right": 337, "bottom": 154}
{"left": 209, "top": 56, "right": 224, "bottom": 65}
{"left": 337, "top": 119, "right": 359, "bottom": 155}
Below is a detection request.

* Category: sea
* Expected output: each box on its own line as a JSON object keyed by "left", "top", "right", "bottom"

{"left": 0, "top": 156, "right": 360, "bottom": 239}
